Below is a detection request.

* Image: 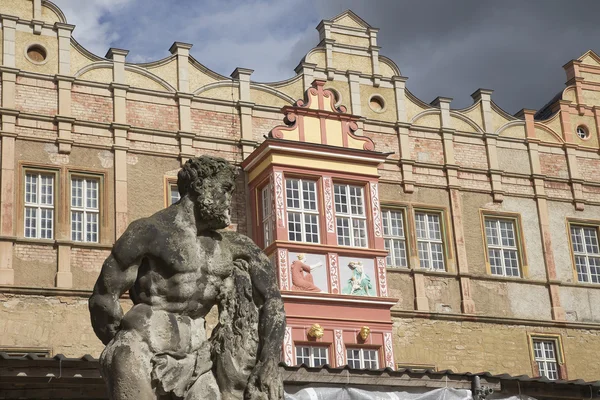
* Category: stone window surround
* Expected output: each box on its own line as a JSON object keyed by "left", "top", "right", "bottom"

{"left": 163, "top": 176, "right": 179, "bottom": 208}
{"left": 479, "top": 210, "right": 529, "bottom": 279}
{"left": 527, "top": 333, "right": 567, "bottom": 381}
{"left": 567, "top": 218, "right": 600, "bottom": 285}
{"left": 381, "top": 202, "right": 454, "bottom": 273}
{"left": 381, "top": 207, "right": 409, "bottom": 268}
{"left": 17, "top": 163, "right": 107, "bottom": 245}
{"left": 69, "top": 173, "right": 101, "bottom": 243}
{"left": 23, "top": 170, "right": 55, "bottom": 240}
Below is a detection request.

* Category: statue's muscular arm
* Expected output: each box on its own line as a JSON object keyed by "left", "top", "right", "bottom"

{"left": 89, "top": 219, "right": 150, "bottom": 345}
{"left": 225, "top": 232, "right": 286, "bottom": 399}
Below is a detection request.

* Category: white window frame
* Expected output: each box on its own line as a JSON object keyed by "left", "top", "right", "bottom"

{"left": 261, "top": 184, "right": 274, "bottom": 247}
{"left": 170, "top": 183, "right": 180, "bottom": 205}
{"left": 382, "top": 209, "right": 408, "bottom": 268}
{"left": 570, "top": 224, "right": 600, "bottom": 283}
{"left": 414, "top": 211, "right": 445, "bottom": 271}
{"left": 532, "top": 339, "right": 559, "bottom": 381}
{"left": 285, "top": 178, "right": 320, "bottom": 244}
{"left": 346, "top": 348, "right": 379, "bottom": 369}
{"left": 70, "top": 176, "right": 100, "bottom": 243}
{"left": 24, "top": 171, "right": 55, "bottom": 240}
{"left": 295, "top": 345, "right": 329, "bottom": 367}
{"left": 484, "top": 217, "right": 521, "bottom": 277}
{"left": 334, "top": 183, "right": 367, "bottom": 248}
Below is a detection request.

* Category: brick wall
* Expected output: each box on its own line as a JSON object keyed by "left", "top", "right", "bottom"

{"left": 364, "top": 130, "right": 399, "bottom": 159}
{"left": 71, "top": 247, "right": 111, "bottom": 273}
{"left": 577, "top": 156, "right": 600, "bottom": 182}
{"left": 409, "top": 133, "right": 444, "bottom": 164}
{"left": 15, "top": 77, "right": 57, "bottom": 116}
{"left": 539, "top": 153, "right": 569, "bottom": 179}
{"left": 191, "top": 109, "right": 240, "bottom": 141}
{"left": 14, "top": 243, "right": 57, "bottom": 264}
{"left": 454, "top": 142, "right": 488, "bottom": 170}
{"left": 252, "top": 116, "right": 279, "bottom": 142}
{"left": 72, "top": 88, "right": 113, "bottom": 123}
{"left": 126, "top": 99, "right": 179, "bottom": 131}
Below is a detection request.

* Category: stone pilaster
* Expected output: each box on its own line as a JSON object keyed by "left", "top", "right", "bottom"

{"left": 521, "top": 109, "right": 566, "bottom": 321}
{"left": 33, "top": 0, "right": 42, "bottom": 20}
{"left": 231, "top": 68, "right": 254, "bottom": 159}
{"left": 170, "top": 43, "right": 195, "bottom": 163}
{"left": 434, "top": 96, "right": 475, "bottom": 313}
{"left": 393, "top": 76, "right": 414, "bottom": 193}
{"left": 0, "top": 67, "right": 18, "bottom": 285}
{"left": 106, "top": 48, "right": 130, "bottom": 239}
{"left": 56, "top": 76, "right": 75, "bottom": 154}
{"left": 2, "top": 16, "right": 18, "bottom": 68}
{"left": 473, "top": 89, "right": 503, "bottom": 202}
{"left": 565, "top": 144, "right": 584, "bottom": 211}
{"left": 367, "top": 27, "right": 381, "bottom": 86}
{"left": 295, "top": 62, "right": 317, "bottom": 92}
{"left": 347, "top": 70, "right": 361, "bottom": 117}
{"left": 169, "top": 42, "right": 192, "bottom": 93}
{"left": 55, "top": 23, "right": 75, "bottom": 75}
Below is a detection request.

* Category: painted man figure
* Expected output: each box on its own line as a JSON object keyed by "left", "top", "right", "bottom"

{"left": 89, "top": 156, "right": 286, "bottom": 400}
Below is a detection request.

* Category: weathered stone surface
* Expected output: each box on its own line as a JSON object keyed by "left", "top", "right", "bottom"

{"left": 89, "top": 156, "right": 285, "bottom": 400}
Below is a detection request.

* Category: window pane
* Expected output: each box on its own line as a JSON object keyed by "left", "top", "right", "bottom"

{"left": 295, "top": 346, "right": 310, "bottom": 366}
{"left": 25, "top": 174, "right": 37, "bottom": 204}
{"left": 336, "top": 217, "right": 351, "bottom": 246}
{"left": 415, "top": 213, "right": 427, "bottom": 239}
{"left": 427, "top": 214, "right": 441, "bottom": 240}
{"left": 418, "top": 242, "right": 430, "bottom": 269}
{"left": 571, "top": 227, "right": 585, "bottom": 253}
{"left": 86, "top": 179, "right": 99, "bottom": 209}
{"left": 87, "top": 212, "right": 99, "bottom": 242}
{"left": 304, "top": 214, "right": 319, "bottom": 243}
{"left": 334, "top": 184, "right": 348, "bottom": 214}
{"left": 288, "top": 212, "right": 302, "bottom": 242}
{"left": 171, "top": 184, "right": 181, "bottom": 205}
{"left": 352, "top": 219, "right": 367, "bottom": 247}
{"left": 72, "top": 211, "right": 83, "bottom": 241}
{"left": 286, "top": 179, "right": 300, "bottom": 209}
{"left": 25, "top": 207, "right": 37, "bottom": 238}
{"left": 302, "top": 181, "right": 317, "bottom": 211}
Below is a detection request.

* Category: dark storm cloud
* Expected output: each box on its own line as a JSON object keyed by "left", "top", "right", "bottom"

{"left": 55, "top": 0, "right": 600, "bottom": 114}
{"left": 311, "top": 0, "right": 600, "bottom": 113}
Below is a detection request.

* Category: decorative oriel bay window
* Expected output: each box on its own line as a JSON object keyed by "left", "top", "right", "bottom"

{"left": 242, "top": 80, "right": 396, "bottom": 370}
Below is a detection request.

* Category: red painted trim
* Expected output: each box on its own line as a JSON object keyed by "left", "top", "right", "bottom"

{"left": 319, "top": 117, "right": 327, "bottom": 145}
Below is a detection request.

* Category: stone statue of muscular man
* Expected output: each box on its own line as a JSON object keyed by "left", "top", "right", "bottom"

{"left": 89, "top": 156, "right": 286, "bottom": 400}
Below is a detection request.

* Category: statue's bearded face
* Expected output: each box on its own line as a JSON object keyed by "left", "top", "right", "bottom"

{"left": 191, "top": 173, "right": 235, "bottom": 229}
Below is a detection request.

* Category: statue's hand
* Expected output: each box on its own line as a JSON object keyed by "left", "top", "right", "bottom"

{"left": 244, "top": 359, "right": 283, "bottom": 400}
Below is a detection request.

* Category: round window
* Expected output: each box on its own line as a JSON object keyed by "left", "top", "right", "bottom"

{"left": 576, "top": 125, "right": 589, "bottom": 140}
{"left": 26, "top": 44, "right": 47, "bottom": 63}
{"left": 369, "top": 95, "right": 385, "bottom": 112}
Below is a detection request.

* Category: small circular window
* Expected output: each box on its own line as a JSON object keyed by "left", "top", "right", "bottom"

{"left": 576, "top": 125, "right": 589, "bottom": 140}
{"left": 25, "top": 44, "right": 47, "bottom": 64}
{"left": 369, "top": 95, "right": 385, "bottom": 112}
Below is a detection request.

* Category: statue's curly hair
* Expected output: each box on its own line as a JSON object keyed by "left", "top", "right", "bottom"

{"left": 177, "top": 155, "right": 237, "bottom": 197}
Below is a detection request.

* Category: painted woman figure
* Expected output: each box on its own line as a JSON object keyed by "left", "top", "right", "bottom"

{"left": 291, "top": 254, "right": 323, "bottom": 292}
{"left": 342, "top": 261, "right": 373, "bottom": 296}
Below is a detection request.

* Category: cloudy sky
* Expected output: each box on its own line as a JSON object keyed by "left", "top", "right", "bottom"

{"left": 53, "top": 0, "right": 600, "bottom": 113}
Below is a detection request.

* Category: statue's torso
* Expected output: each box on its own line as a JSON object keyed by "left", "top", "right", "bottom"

{"left": 130, "top": 223, "right": 236, "bottom": 320}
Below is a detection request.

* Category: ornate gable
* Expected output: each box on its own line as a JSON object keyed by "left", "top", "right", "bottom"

{"left": 270, "top": 80, "right": 375, "bottom": 151}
